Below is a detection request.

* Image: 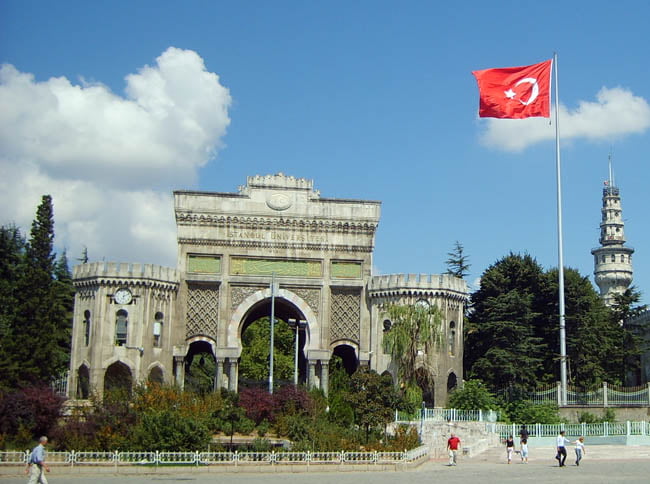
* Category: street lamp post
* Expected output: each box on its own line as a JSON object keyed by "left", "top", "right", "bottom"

{"left": 288, "top": 318, "right": 307, "bottom": 386}
{"left": 269, "top": 273, "right": 278, "bottom": 394}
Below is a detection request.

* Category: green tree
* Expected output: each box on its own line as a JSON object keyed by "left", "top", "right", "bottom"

{"left": 445, "top": 240, "right": 471, "bottom": 279}
{"left": 382, "top": 302, "right": 443, "bottom": 397}
{"left": 538, "top": 268, "right": 624, "bottom": 387}
{"left": 348, "top": 368, "right": 400, "bottom": 443}
{"left": 611, "top": 287, "right": 649, "bottom": 385}
{"left": 51, "top": 251, "right": 74, "bottom": 373}
{"left": 465, "top": 254, "right": 546, "bottom": 393}
{"left": 239, "top": 317, "right": 294, "bottom": 384}
{"left": 11, "top": 195, "right": 62, "bottom": 386}
{"left": 0, "top": 225, "right": 25, "bottom": 391}
{"left": 447, "top": 379, "right": 498, "bottom": 410}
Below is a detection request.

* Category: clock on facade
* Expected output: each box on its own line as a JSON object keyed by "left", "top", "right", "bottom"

{"left": 114, "top": 288, "right": 133, "bottom": 305}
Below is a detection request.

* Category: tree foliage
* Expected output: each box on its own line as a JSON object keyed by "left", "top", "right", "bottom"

{"left": 447, "top": 380, "right": 498, "bottom": 410}
{"left": 466, "top": 252, "right": 631, "bottom": 392}
{"left": 0, "top": 196, "right": 74, "bottom": 391}
{"left": 239, "top": 317, "right": 294, "bottom": 384}
{"left": 382, "top": 302, "right": 443, "bottom": 393}
{"left": 445, "top": 240, "right": 471, "bottom": 278}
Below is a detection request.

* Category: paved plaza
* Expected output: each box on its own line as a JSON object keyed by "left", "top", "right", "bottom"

{"left": 2, "top": 453, "right": 650, "bottom": 484}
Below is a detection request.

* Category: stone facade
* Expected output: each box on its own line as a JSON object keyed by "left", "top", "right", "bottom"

{"left": 68, "top": 174, "right": 467, "bottom": 405}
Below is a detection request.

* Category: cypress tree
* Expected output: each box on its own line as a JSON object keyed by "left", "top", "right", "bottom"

{"left": 12, "top": 195, "right": 60, "bottom": 386}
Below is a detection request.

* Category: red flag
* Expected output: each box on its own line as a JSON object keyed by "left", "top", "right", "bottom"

{"left": 472, "top": 59, "right": 552, "bottom": 119}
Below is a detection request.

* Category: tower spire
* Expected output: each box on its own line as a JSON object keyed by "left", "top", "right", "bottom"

{"left": 591, "top": 156, "right": 634, "bottom": 306}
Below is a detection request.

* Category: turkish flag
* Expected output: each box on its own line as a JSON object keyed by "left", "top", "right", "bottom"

{"left": 472, "top": 59, "right": 552, "bottom": 119}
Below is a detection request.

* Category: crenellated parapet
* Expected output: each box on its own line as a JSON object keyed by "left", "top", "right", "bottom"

{"left": 368, "top": 273, "right": 468, "bottom": 302}
{"left": 73, "top": 262, "right": 180, "bottom": 291}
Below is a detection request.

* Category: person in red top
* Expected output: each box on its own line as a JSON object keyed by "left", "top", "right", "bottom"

{"left": 447, "top": 433, "right": 461, "bottom": 466}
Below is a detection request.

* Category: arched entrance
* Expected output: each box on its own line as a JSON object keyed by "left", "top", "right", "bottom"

{"left": 415, "top": 367, "right": 435, "bottom": 407}
{"left": 148, "top": 365, "right": 164, "bottom": 385}
{"left": 104, "top": 361, "right": 133, "bottom": 394}
{"left": 331, "top": 344, "right": 358, "bottom": 375}
{"left": 237, "top": 297, "right": 307, "bottom": 390}
{"left": 77, "top": 364, "right": 90, "bottom": 399}
{"left": 185, "top": 340, "right": 216, "bottom": 395}
{"left": 447, "top": 372, "right": 458, "bottom": 392}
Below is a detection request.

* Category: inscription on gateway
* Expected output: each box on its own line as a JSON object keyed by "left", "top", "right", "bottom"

{"left": 227, "top": 230, "right": 327, "bottom": 243}
{"left": 230, "top": 257, "right": 322, "bottom": 277}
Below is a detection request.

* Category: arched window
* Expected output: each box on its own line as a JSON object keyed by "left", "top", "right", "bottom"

{"left": 153, "top": 311, "right": 164, "bottom": 347}
{"left": 83, "top": 310, "right": 91, "bottom": 346}
{"left": 448, "top": 321, "right": 456, "bottom": 356}
{"left": 115, "top": 309, "right": 128, "bottom": 346}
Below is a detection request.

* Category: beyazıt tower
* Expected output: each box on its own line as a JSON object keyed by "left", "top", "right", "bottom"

{"left": 591, "top": 158, "right": 634, "bottom": 307}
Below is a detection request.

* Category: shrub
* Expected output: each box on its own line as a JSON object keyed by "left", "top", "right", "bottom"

{"left": 238, "top": 387, "right": 275, "bottom": 424}
{"left": 447, "top": 379, "right": 498, "bottom": 410}
{"left": 0, "top": 386, "right": 64, "bottom": 443}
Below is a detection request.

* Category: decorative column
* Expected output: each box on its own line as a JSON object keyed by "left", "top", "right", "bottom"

{"left": 174, "top": 356, "right": 185, "bottom": 390}
{"left": 320, "top": 361, "right": 329, "bottom": 396}
{"left": 228, "top": 358, "right": 238, "bottom": 392}
{"left": 214, "top": 358, "right": 224, "bottom": 391}
{"left": 308, "top": 360, "right": 317, "bottom": 389}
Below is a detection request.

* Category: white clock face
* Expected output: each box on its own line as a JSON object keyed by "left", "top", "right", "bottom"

{"left": 415, "top": 299, "right": 430, "bottom": 309}
{"left": 114, "top": 288, "right": 132, "bottom": 305}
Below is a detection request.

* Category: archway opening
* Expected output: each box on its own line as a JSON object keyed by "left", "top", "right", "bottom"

{"left": 185, "top": 340, "right": 215, "bottom": 395}
{"left": 415, "top": 367, "right": 435, "bottom": 407}
{"left": 104, "top": 361, "right": 132, "bottom": 395}
{"left": 447, "top": 372, "right": 458, "bottom": 392}
{"left": 148, "top": 366, "right": 164, "bottom": 385}
{"left": 332, "top": 344, "right": 358, "bottom": 376}
{"left": 238, "top": 297, "right": 307, "bottom": 390}
{"left": 77, "top": 364, "right": 90, "bottom": 399}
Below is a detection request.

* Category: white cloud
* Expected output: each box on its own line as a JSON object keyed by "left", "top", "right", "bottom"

{"left": 478, "top": 87, "right": 650, "bottom": 152}
{"left": 0, "top": 47, "right": 231, "bottom": 266}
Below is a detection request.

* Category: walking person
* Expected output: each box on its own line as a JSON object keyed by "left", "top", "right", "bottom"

{"left": 574, "top": 436, "right": 586, "bottom": 466}
{"left": 520, "top": 438, "right": 529, "bottom": 463}
{"left": 447, "top": 433, "right": 461, "bottom": 466}
{"left": 556, "top": 430, "right": 570, "bottom": 467}
{"left": 25, "top": 436, "right": 50, "bottom": 484}
{"left": 505, "top": 435, "right": 515, "bottom": 464}
{"left": 518, "top": 424, "right": 530, "bottom": 444}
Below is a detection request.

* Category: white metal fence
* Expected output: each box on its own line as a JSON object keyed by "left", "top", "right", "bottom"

{"left": 0, "top": 446, "right": 429, "bottom": 468}
{"left": 395, "top": 408, "right": 499, "bottom": 423}
{"left": 490, "top": 421, "right": 650, "bottom": 439}
{"left": 529, "top": 382, "right": 650, "bottom": 407}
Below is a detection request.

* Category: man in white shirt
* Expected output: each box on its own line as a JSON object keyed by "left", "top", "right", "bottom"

{"left": 556, "top": 430, "right": 570, "bottom": 467}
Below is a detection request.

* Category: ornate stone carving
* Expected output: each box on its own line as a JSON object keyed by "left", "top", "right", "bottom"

{"left": 231, "top": 285, "right": 265, "bottom": 311}
{"left": 290, "top": 287, "right": 320, "bottom": 316}
{"left": 186, "top": 285, "right": 219, "bottom": 340}
{"left": 330, "top": 287, "right": 361, "bottom": 344}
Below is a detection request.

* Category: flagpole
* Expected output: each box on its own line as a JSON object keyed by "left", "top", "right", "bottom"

{"left": 553, "top": 52, "right": 568, "bottom": 406}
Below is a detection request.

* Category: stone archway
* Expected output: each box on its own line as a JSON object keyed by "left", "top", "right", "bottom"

{"left": 104, "top": 361, "right": 133, "bottom": 395}
{"left": 331, "top": 343, "right": 358, "bottom": 375}
{"left": 77, "top": 364, "right": 90, "bottom": 399}
{"left": 185, "top": 340, "right": 216, "bottom": 395}
{"left": 236, "top": 296, "right": 309, "bottom": 390}
{"left": 447, "top": 372, "right": 458, "bottom": 392}
{"left": 228, "top": 288, "right": 319, "bottom": 352}
{"left": 148, "top": 365, "right": 164, "bottom": 385}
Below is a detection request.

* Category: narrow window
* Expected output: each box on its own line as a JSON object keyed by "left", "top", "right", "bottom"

{"left": 83, "top": 310, "right": 91, "bottom": 346}
{"left": 115, "top": 309, "right": 128, "bottom": 346}
{"left": 449, "top": 321, "right": 456, "bottom": 356}
{"left": 153, "top": 311, "right": 164, "bottom": 347}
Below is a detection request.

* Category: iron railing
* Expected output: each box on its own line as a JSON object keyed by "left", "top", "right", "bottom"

{"left": 0, "top": 446, "right": 429, "bottom": 468}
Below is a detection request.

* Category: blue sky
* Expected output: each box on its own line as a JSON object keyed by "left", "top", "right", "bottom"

{"left": 1, "top": 1, "right": 649, "bottom": 303}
